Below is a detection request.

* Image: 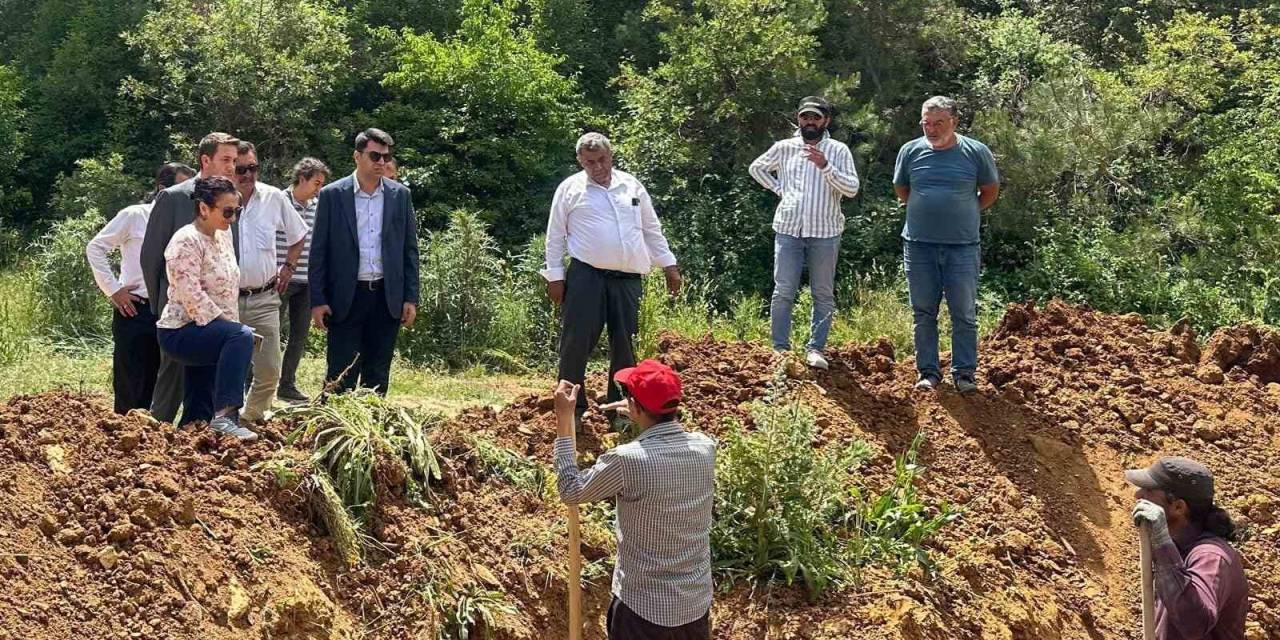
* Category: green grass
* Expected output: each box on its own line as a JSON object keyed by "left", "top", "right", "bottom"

{"left": 0, "top": 342, "right": 547, "bottom": 413}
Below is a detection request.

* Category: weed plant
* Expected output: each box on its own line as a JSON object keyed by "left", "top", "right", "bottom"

{"left": 712, "top": 370, "right": 957, "bottom": 598}
{"left": 281, "top": 390, "right": 443, "bottom": 520}
{"left": 468, "top": 435, "right": 554, "bottom": 500}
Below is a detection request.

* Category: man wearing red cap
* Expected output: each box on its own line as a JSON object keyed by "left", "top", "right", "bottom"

{"left": 1126, "top": 457, "right": 1248, "bottom": 640}
{"left": 553, "top": 359, "right": 716, "bottom": 639}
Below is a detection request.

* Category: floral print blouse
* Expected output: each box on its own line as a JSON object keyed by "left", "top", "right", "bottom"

{"left": 157, "top": 224, "right": 240, "bottom": 329}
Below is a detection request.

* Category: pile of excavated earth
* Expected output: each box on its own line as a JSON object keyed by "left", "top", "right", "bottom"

{"left": 1, "top": 300, "right": 1277, "bottom": 639}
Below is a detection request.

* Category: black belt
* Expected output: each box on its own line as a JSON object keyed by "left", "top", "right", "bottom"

{"left": 239, "top": 279, "right": 277, "bottom": 297}
{"left": 357, "top": 279, "right": 384, "bottom": 291}
{"left": 570, "top": 258, "right": 642, "bottom": 280}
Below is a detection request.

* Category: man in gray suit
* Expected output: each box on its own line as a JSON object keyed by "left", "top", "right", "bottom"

{"left": 309, "top": 128, "right": 419, "bottom": 396}
{"left": 139, "top": 132, "right": 240, "bottom": 423}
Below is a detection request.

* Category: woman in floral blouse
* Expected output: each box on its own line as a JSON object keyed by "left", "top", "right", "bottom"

{"left": 155, "top": 176, "right": 258, "bottom": 440}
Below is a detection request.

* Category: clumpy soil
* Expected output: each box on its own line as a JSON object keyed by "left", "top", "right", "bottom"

{"left": 1, "top": 299, "right": 1278, "bottom": 639}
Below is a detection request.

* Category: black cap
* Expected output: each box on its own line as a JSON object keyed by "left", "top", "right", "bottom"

{"left": 797, "top": 96, "right": 830, "bottom": 117}
{"left": 1125, "top": 457, "right": 1215, "bottom": 509}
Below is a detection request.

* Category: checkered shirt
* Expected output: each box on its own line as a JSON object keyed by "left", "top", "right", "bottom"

{"left": 554, "top": 421, "right": 716, "bottom": 627}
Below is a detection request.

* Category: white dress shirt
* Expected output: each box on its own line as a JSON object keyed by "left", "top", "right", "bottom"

{"left": 86, "top": 202, "right": 153, "bottom": 300}
{"left": 236, "top": 182, "right": 308, "bottom": 289}
{"left": 353, "top": 174, "right": 385, "bottom": 281}
{"left": 541, "top": 169, "right": 677, "bottom": 282}
{"left": 749, "top": 131, "right": 860, "bottom": 238}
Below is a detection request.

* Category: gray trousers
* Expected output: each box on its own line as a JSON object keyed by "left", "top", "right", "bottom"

{"left": 238, "top": 290, "right": 281, "bottom": 422}
{"left": 151, "top": 353, "right": 184, "bottom": 423}
{"left": 557, "top": 259, "right": 642, "bottom": 413}
{"left": 278, "top": 280, "right": 311, "bottom": 390}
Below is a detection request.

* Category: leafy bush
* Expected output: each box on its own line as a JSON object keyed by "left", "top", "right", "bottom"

{"left": 32, "top": 211, "right": 113, "bottom": 345}
{"left": 47, "top": 154, "right": 147, "bottom": 223}
{"left": 0, "top": 268, "right": 38, "bottom": 365}
{"left": 402, "top": 209, "right": 506, "bottom": 367}
{"left": 712, "top": 392, "right": 873, "bottom": 597}
{"left": 713, "top": 377, "right": 956, "bottom": 597}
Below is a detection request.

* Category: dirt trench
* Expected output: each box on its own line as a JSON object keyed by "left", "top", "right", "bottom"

{"left": 1, "top": 300, "right": 1278, "bottom": 639}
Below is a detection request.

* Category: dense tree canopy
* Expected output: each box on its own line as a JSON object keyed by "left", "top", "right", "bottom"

{"left": 1, "top": 0, "right": 1279, "bottom": 328}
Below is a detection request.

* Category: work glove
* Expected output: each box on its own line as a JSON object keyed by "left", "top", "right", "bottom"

{"left": 1132, "top": 499, "right": 1174, "bottom": 548}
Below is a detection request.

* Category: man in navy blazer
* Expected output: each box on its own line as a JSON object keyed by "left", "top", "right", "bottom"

{"left": 309, "top": 128, "right": 420, "bottom": 395}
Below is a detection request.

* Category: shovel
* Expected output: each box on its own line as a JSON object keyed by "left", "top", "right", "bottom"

{"left": 1139, "top": 523, "right": 1155, "bottom": 640}
{"left": 567, "top": 434, "right": 583, "bottom": 640}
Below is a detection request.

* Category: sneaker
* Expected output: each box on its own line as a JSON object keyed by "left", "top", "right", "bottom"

{"left": 277, "top": 385, "right": 310, "bottom": 403}
{"left": 805, "top": 350, "right": 829, "bottom": 370}
{"left": 210, "top": 415, "right": 259, "bottom": 441}
{"left": 914, "top": 374, "right": 941, "bottom": 391}
{"left": 954, "top": 375, "right": 978, "bottom": 395}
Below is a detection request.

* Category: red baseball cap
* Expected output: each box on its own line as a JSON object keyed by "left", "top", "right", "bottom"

{"left": 614, "top": 359, "right": 682, "bottom": 415}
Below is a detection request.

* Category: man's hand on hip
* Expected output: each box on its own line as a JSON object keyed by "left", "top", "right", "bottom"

{"left": 401, "top": 302, "right": 417, "bottom": 328}
{"left": 664, "top": 266, "right": 683, "bottom": 296}
{"left": 546, "top": 280, "right": 566, "bottom": 305}
{"left": 311, "top": 305, "right": 332, "bottom": 331}
{"left": 110, "top": 287, "right": 143, "bottom": 317}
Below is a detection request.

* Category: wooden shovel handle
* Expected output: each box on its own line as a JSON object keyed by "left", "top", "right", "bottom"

{"left": 567, "top": 424, "right": 582, "bottom": 640}
{"left": 1139, "top": 523, "right": 1155, "bottom": 640}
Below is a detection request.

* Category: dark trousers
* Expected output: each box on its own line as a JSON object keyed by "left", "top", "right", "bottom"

{"left": 157, "top": 319, "right": 254, "bottom": 426}
{"left": 151, "top": 353, "right": 185, "bottom": 423}
{"left": 111, "top": 304, "right": 161, "bottom": 415}
{"left": 278, "top": 280, "right": 311, "bottom": 390}
{"left": 557, "top": 259, "right": 642, "bottom": 413}
{"left": 607, "top": 598, "right": 710, "bottom": 640}
{"left": 325, "top": 284, "right": 401, "bottom": 395}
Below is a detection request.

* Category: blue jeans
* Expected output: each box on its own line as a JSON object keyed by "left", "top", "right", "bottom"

{"left": 157, "top": 319, "right": 254, "bottom": 426}
{"left": 771, "top": 233, "right": 840, "bottom": 351}
{"left": 904, "top": 241, "right": 980, "bottom": 379}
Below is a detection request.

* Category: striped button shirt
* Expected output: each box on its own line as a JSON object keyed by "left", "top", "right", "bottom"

{"left": 554, "top": 422, "right": 716, "bottom": 628}
{"left": 749, "top": 132, "right": 860, "bottom": 238}
{"left": 276, "top": 187, "right": 315, "bottom": 283}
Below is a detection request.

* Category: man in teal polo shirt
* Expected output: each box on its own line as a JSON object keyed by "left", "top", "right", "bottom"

{"left": 893, "top": 96, "right": 1000, "bottom": 394}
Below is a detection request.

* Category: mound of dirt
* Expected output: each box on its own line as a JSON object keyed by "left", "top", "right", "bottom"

{"left": 1, "top": 299, "right": 1278, "bottom": 639}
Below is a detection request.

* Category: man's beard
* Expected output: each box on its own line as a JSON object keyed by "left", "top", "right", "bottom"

{"left": 800, "top": 125, "right": 824, "bottom": 141}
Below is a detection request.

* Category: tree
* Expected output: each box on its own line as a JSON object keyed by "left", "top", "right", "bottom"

{"left": 120, "top": 0, "right": 355, "bottom": 180}
{"left": 378, "top": 0, "right": 587, "bottom": 243}
{"left": 0, "top": 65, "right": 29, "bottom": 222}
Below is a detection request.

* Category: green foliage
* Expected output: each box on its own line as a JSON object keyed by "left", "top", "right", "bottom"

{"left": 846, "top": 433, "right": 959, "bottom": 574}
{"left": 32, "top": 210, "right": 112, "bottom": 345}
{"left": 48, "top": 153, "right": 148, "bottom": 222}
{"left": 712, "top": 393, "right": 873, "bottom": 597}
{"left": 282, "top": 390, "right": 443, "bottom": 520}
{"left": 713, "top": 380, "right": 955, "bottom": 597}
{"left": 120, "top": 0, "right": 353, "bottom": 177}
{"left": 467, "top": 436, "right": 554, "bottom": 499}
{"left": 0, "top": 268, "right": 38, "bottom": 365}
{"left": 0, "top": 65, "right": 29, "bottom": 218}
{"left": 379, "top": 0, "right": 586, "bottom": 240}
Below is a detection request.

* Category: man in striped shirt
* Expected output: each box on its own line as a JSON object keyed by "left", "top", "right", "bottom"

{"left": 276, "top": 157, "right": 330, "bottom": 402}
{"left": 554, "top": 360, "right": 715, "bottom": 639}
{"left": 749, "top": 96, "right": 860, "bottom": 370}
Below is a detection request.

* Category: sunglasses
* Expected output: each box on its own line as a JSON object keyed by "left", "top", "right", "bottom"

{"left": 364, "top": 151, "right": 394, "bottom": 163}
{"left": 234, "top": 164, "right": 260, "bottom": 176}
{"left": 220, "top": 205, "right": 243, "bottom": 219}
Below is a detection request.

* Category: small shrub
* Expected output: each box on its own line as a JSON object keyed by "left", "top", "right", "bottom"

{"left": 0, "top": 268, "right": 38, "bottom": 365}
{"left": 281, "top": 390, "right": 443, "bottom": 520}
{"left": 712, "top": 391, "right": 873, "bottom": 598}
{"left": 32, "top": 211, "right": 113, "bottom": 346}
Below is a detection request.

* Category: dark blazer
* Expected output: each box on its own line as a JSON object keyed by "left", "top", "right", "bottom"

{"left": 140, "top": 177, "right": 198, "bottom": 316}
{"left": 309, "top": 174, "right": 420, "bottom": 322}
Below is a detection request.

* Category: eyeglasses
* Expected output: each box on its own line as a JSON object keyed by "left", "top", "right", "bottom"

{"left": 220, "top": 206, "right": 243, "bottom": 219}
{"left": 364, "top": 151, "right": 394, "bottom": 163}
{"left": 234, "top": 164, "right": 260, "bottom": 176}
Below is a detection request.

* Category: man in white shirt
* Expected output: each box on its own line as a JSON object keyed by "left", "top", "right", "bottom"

{"left": 543, "top": 132, "right": 682, "bottom": 425}
{"left": 86, "top": 162, "right": 194, "bottom": 414}
{"left": 231, "top": 141, "right": 308, "bottom": 422}
{"left": 749, "top": 96, "right": 860, "bottom": 370}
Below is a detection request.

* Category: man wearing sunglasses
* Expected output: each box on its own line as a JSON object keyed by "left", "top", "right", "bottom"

{"left": 229, "top": 141, "right": 308, "bottom": 423}
{"left": 310, "top": 127, "right": 420, "bottom": 396}
{"left": 140, "top": 131, "right": 241, "bottom": 424}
